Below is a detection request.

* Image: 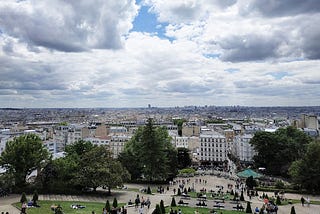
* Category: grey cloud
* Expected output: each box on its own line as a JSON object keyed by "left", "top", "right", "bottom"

{"left": 0, "top": 57, "right": 68, "bottom": 91}
{"left": 0, "top": 89, "right": 18, "bottom": 95}
{"left": 171, "top": 2, "right": 201, "bottom": 22}
{"left": 301, "top": 22, "right": 320, "bottom": 59}
{"left": 120, "top": 88, "right": 149, "bottom": 96}
{"left": 210, "top": 0, "right": 237, "bottom": 9}
{"left": 0, "top": 0, "right": 137, "bottom": 52}
{"left": 162, "top": 80, "right": 212, "bottom": 94}
{"left": 245, "top": 0, "right": 320, "bottom": 17}
{"left": 219, "top": 34, "right": 282, "bottom": 62}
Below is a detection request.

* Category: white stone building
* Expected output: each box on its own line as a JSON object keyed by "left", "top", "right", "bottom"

{"left": 199, "top": 133, "right": 227, "bottom": 163}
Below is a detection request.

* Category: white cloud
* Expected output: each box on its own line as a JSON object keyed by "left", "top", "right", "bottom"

{"left": 0, "top": 0, "right": 138, "bottom": 52}
{"left": 0, "top": 0, "right": 319, "bottom": 107}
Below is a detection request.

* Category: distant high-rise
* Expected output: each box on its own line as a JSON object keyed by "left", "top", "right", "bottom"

{"left": 148, "top": 104, "right": 151, "bottom": 108}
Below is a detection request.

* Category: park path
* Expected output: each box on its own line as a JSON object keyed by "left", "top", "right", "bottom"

{"left": 1, "top": 175, "right": 320, "bottom": 214}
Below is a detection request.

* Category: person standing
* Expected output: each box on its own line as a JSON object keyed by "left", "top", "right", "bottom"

{"left": 301, "top": 197, "right": 305, "bottom": 206}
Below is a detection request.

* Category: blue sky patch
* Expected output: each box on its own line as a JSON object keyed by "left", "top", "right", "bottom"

{"left": 268, "top": 71, "right": 290, "bottom": 80}
{"left": 224, "top": 68, "right": 240, "bottom": 73}
{"left": 131, "top": 4, "right": 169, "bottom": 40}
{"left": 203, "top": 53, "right": 221, "bottom": 59}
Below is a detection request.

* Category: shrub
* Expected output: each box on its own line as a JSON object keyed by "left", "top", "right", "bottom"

{"left": 171, "top": 197, "right": 176, "bottom": 207}
{"left": 160, "top": 200, "right": 165, "bottom": 214}
{"left": 177, "top": 188, "right": 181, "bottom": 195}
{"left": 245, "top": 201, "right": 252, "bottom": 213}
{"left": 275, "top": 180, "right": 285, "bottom": 189}
{"left": 147, "top": 186, "right": 152, "bottom": 194}
{"left": 113, "top": 198, "right": 118, "bottom": 208}
{"left": 32, "top": 190, "right": 38, "bottom": 205}
{"left": 105, "top": 200, "right": 110, "bottom": 212}
{"left": 153, "top": 204, "right": 161, "bottom": 214}
{"left": 276, "top": 196, "right": 281, "bottom": 205}
{"left": 20, "top": 192, "right": 27, "bottom": 204}
{"left": 240, "top": 191, "right": 245, "bottom": 201}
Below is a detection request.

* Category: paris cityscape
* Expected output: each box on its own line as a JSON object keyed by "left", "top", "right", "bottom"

{"left": 1, "top": 0, "right": 320, "bottom": 214}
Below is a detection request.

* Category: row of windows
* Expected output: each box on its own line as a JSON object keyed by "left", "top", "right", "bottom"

{"left": 200, "top": 138, "right": 225, "bottom": 143}
{"left": 201, "top": 157, "right": 224, "bottom": 161}
{"left": 200, "top": 153, "right": 225, "bottom": 157}
{"left": 200, "top": 148, "right": 224, "bottom": 152}
{"left": 200, "top": 143, "right": 225, "bottom": 147}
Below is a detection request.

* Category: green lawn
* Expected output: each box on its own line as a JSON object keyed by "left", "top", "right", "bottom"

{"left": 166, "top": 206, "right": 244, "bottom": 214}
{"left": 13, "top": 201, "right": 125, "bottom": 214}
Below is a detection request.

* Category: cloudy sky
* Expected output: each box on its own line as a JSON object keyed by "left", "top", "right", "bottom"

{"left": 0, "top": 0, "right": 319, "bottom": 108}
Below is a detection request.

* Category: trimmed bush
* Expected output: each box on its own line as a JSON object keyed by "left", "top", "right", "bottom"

{"left": 113, "top": 198, "right": 118, "bottom": 208}
{"left": 240, "top": 191, "right": 245, "bottom": 201}
{"left": 245, "top": 201, "right": 252, "bottom": 213}
{"left": 20, "top": 192, "right": 27, "bottom": 204}
{"left": 105, "top": 200, "right": 111, "bottom": 212}
{"left": 153, "top": 204, "right": 161, "bottom": 214}
{"left": 171, "top": 197, "right": 176, "bottom": 207}
{"left": 160, "top": 200, "right": 165, "bottom": 214}
{"left": 147, "top": 186, "right": 152, "bottom": 194}
{"left": 276, "top": 195, "right": 281, "bottom": 205}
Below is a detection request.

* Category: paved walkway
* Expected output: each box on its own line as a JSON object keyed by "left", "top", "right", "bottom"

{"left": 1, "top": 174, "right": 320, "bottom": 214}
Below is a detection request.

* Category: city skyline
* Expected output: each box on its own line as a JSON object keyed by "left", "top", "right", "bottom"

{"left": 0, "top": 0, "right": 319, "bottom": 108}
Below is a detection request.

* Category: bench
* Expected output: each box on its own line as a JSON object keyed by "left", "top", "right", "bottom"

{"left": 213, "top": 205, "right": 225, "bottom": 209}
{"left": 233, "top": 206, "right": 244, "bottom": 211}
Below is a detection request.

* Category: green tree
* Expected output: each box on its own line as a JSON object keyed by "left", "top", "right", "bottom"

{"left": 250, "top": 127, "right": 311, "bottom": 176}
{"left": 245, "top": 201, "right": 252, "bottom": 213}
{"left": 120, "top": 118, "right": 177, "bottom": 181}
{"left": 0, "top": 134, "right": 50, "bottom": 189}
{"left": 105, "top": 200, "right": 111, "bottom": 212}
{"left": 240, "top": 191, "right": 244, "bottom": 201}
{"left": 276, "top": 195, "right": 281, "bottom": 205}
{"left": 289, "top": 141, "right": 320, "bottom": 192}
{"left": 147, "top": 186, "right": 152, "bottom": 194}
{"left": 177, "top": 148, "right": 192, "bottom": 169}
{"left": 20, "top": 192, "right": 27, "bottom": 203}
{"left": 246, "top": 176, "right": 257, "bottom": 190}
{"left": 171, "top": 197, "right": 176, "bottom": 207}
{"left": 113, "top": 198, "right": 118, "bottom": 208}
{"left": 153, "top": 204, "right": 162, "bottom": 214}
{"left": 32, "top": 190, "right": 39, "bottom": 205}
{"left": 160, "top": 200, "right": 165, "bottom": 214}
{"left": 173, "top": 118, "right": 186, "bottom": 137}
{"left": 76, "top": 145, "right": 130, "bottom": 193}
{"left": 290, "top": 206, "right": 296, "bottom": 214}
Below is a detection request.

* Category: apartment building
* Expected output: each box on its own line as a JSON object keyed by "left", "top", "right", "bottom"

{"left": 199, "top": 133, "right": 227, "bottom": 164}
{"left": 232, "top": 134, "right": 255, "bottom": 162}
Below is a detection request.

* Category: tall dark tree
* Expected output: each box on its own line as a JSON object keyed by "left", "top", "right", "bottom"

{"left": 245, "top": 201, "right": 252, "bottom": 213}
{"left": 246, "top": 176, "right": 257, "bottom": 190}
{"left": 289, "top": 141, "right": 320, "bottom": 192}
{"left": 160, "top": 200, "right": 165, "bottom": 214}
{"left": 177, "top": 148, "right": 192, "bottom": 169}
{"left": 120, "top": 118, "right": 177, "bottom": 181}
{"left": 76, "top": 145, "right": 129, "bottom": 192}
{"left": 250, "top": 127, "right": 311, "bottom": 176}
{"left": 0, "top": 134, "right": 50, "bottom": 189}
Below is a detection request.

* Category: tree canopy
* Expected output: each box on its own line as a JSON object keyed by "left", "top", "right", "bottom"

{"left": 289, "top": 140, "right": 320, "bottom": 193}
{"left": 250, "top": 126, "right": 312, "bottom": 177}
{"left": 0, "top": 134, "right": 50, "bottom": 189}
{"left": 38, "top": 140, "right": 129, "bottom": 193}
{"left": 119, "top": 118, "right": 178, "bottom": 181}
